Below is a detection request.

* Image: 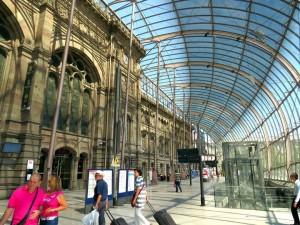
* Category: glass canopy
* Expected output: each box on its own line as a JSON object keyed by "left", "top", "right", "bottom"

{"left": 103, "top": 0, "right": 300, "bottom": 144}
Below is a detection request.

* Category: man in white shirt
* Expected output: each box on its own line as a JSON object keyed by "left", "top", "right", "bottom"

{"left": 290, "top": 172, "right": 300, "bottom": 225}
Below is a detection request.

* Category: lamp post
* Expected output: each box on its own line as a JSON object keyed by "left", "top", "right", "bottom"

{"left": 197, "top": 125, "right": 205, "bottom": 206}
{"left": 42, "top": 0, "right": 76, "bottom": 190}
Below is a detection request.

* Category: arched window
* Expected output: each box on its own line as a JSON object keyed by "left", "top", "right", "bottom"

{"left": 0, "top": 23, "right": 10, "bottom": 91}
{"left": 127, "top": 116, "right": 132, "bottom": 143}
{"left": 0, "top": 26, "right": 10, "bottom": 41}
{"left": 43, "top": 51, "right": 96, "bottom": 136}
{"left": 77, "top": 153, "right": 85, "bottom": 179}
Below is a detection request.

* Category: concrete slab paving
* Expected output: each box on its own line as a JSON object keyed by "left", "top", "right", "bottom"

{"left": 0, "top": 177, "right": 294, "bottom": 225}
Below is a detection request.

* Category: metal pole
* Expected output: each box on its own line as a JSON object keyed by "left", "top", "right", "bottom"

{"left": 154, "top": 42, "right": 160, "bottom": 175}
{"left": 183, "top": 88, "right": 185, "bottom": 149}
{"left": 105, "top": 34, "right": 114, "bottom": 168}
{"left": 113, "top": 51, "right": 121, "bottom": 157}
{"left": 112, "top": 50, "right": 121, "bottom": 206}
{"left": 172, "top": 68, "right": 176, "bottom": 171}
{"left": 120, "top": 0, "right": 135, "bottom": 169}
{"left": 215, "top": 146, "right": 218, "bottom": 175}
{"left": 42, "top": 0, "right": 76, "bottom": 190}
{"left": 197, "top": 125, "right": 205, "bottom": 206}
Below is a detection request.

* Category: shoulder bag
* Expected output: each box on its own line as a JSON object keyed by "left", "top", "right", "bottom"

{"left": 131, "top": 184, "right": 144, "bottom": 207}
{"left": 15, "top": 188, "right": 39, "bottom": 225}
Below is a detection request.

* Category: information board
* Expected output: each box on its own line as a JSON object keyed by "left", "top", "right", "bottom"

{"left": 127, "top": 169, "right": 135, "bottom": 192}
{"left": 118, "top": 170, "right": 127, "bottom": 194}
{"left": 85, "top": 169, "right": 113, "bottom": 206}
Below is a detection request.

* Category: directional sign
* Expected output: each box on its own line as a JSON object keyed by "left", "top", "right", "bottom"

{"left": 177, "top": 148, "right": 199, "bottom": 156}
{"left": 177, "top": 149, "right": 188, "bottom": 156}
{"left": 203, "top": 160, "right": 218, "bottom": 167}
{"left": 177, "top": 148, "right": 200, "bottom": 163}
{"left": 188, "top": 155, "right": 200, "bottom": 163}
{"left": 178, "top": 156, "right": 189, "bottom": 163}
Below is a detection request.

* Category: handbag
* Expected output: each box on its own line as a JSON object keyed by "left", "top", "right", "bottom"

{"left": 131, "top": 184, "right": 144, "bottom": 207}
{"left": 15, "top": 188, "right": 39, "bottom": 225}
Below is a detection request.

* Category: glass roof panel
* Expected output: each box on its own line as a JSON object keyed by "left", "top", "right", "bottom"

{"left": 104, "top": 0, "right": 300, "bottom": 143}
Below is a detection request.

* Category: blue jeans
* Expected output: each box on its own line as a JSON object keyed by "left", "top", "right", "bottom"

{"left": 175, "top": 181, "right": 182, "bottom": 192}
{"left": 97, "top": 201, "right": 106, "bottom": 225}
{"left": 40, "top": 217, "right": 58, "bottom": 225}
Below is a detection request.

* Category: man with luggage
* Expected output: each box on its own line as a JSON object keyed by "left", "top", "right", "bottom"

{"left": 132, "top": 168, "right": 150, "bottom": 225}
{"left": 93, "top": 170, "right": 108, "bottom": 225}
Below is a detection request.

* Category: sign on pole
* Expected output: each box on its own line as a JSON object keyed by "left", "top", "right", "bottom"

{"left": 111, "top": 155, "right": 120, "bottom": 167}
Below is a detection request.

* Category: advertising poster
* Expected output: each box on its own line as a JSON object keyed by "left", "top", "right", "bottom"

{"left": 127, "top": 169, "right": 135, "bottom": 192}
{"left": 118, "top": 170, "right": 127, "bottom": 193}
{"left": 87, "top": 169, "right": 113, "bottom": 199}
{"left": 103, "top": 170, "right": 113, "bottom": 196}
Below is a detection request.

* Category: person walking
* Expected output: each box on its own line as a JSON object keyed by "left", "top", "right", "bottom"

{"left": 132, "top": 168, "right": 150, "bottom": 225}
{"left": 40, "top": 175, "right": 67, "bottom": 225}
{"left": 174, "top": 170, "right": 182, "bottom": 192}
{"left": 0, "top": 173, "right": 44, "bottom": 225}
{"left": 93, "top": 170, "right": 108, "bottom": 225}
{"left": 290, "top": 172, "right": 300, "bottom": 225}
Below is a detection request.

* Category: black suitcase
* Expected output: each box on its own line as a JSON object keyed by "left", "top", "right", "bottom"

{"left": 148, "top": 203, "right": 176, "bottom": 225}
{"left": 105, "top": 209, "right": 128, "bottom": 225}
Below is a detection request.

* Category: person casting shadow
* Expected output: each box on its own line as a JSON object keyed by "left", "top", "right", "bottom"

{"left": 40, "top": 175, "right": 67, "bottom": 225}
{"left": 174, "top": 170, "right": 182, "bottom": 193}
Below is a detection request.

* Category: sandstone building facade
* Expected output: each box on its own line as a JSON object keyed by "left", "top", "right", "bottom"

{"left": 0, "top": 0, "right": 191, "bottom": 198}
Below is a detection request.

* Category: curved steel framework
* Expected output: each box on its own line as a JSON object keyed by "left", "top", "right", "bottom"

{"left": 103, "top": 0, "right": 300, "bottom": 175}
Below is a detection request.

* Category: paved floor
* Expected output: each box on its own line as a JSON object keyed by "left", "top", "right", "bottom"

{"left": 0, "top": 177, "right": 294, "bottom": 225}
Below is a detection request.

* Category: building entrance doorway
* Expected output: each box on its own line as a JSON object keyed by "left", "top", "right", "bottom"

{"left": 52, "top": 148, "right": 72, "bottom": 189}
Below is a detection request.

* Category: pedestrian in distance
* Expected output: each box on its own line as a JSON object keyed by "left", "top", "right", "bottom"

{"left": 93, "top": 170, "right": 108, "bottom": 225}
{"left": 174, "top": 170, "right": 182, "bottom": 192}
{"left": 132, "top": 168, "right": 150, "bottom": 225}
{"left": 290, "top": 172, "right": 300, "bottom": 225}
{"left": 0, "top": 173, "right": 44, "bottom": 225}
{"left": 40, "top": 175, "right": 67, "bottom": 225}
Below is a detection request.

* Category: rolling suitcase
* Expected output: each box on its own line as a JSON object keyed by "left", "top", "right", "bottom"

{"left": 147, "top": 202, "right": 176, "bottom": 225}
{"left": 105, "top": 209, "right": 128, "bottom": 225}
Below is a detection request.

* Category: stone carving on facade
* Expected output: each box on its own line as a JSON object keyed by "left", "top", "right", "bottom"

{"left": 57, "top": 3, "right": 69, "bottom": 20}
{"left": 55, "top": 1, "right": 106, "bottom": 47}
{"left": 32, "top": 0, "right": 53, "bottom": 6}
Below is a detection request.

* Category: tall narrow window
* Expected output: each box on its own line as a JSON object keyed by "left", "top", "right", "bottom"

{"left": 42, "top": 73, "right": 58, "bottom": 127}
{"left": 58, "top": 73, "right": 70, "bottom": 131}
{"left": 81, "top": 91, "right": 90, "bottom": 135}
{"left": 0, "top": 49, "right": 6, "bottom": 85}
{"left": 70, "top": 76, "right": 80, "bottom": 133}
{"left": 127, "top": 117, "right": 131, "bottom": 144}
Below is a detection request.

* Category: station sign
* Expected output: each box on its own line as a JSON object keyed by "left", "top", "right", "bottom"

{"left": 177, "top": 148, "right": 200, "bottom": 163}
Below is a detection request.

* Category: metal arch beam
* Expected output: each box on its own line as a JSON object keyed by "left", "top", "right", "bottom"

{"left": 189, "top": 111, "right": 239, "bottom": 141}
{"left": 177, "top": 97, "right": 249, "bottom": 134}
{"left": 191, "top": 114, "right": 232, "bottom": 139}
{"left": 156, "top": 61, "right": 287, "bottom": 143}
{"left": 197, "top": 123, "right": 234, "bottom": 144}
{"left": 171, "top": 83, "right": 267, "bottom": 140}
{"left": 141, "top": 30, "right": 299, "bottom": 83}
{"left": 195, "top": 124, "right": 223, "bottom": 143}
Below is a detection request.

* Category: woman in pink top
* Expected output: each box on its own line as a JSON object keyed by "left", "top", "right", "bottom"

{"left": 40, "top": 175, "right": 67, "bottom": 225}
